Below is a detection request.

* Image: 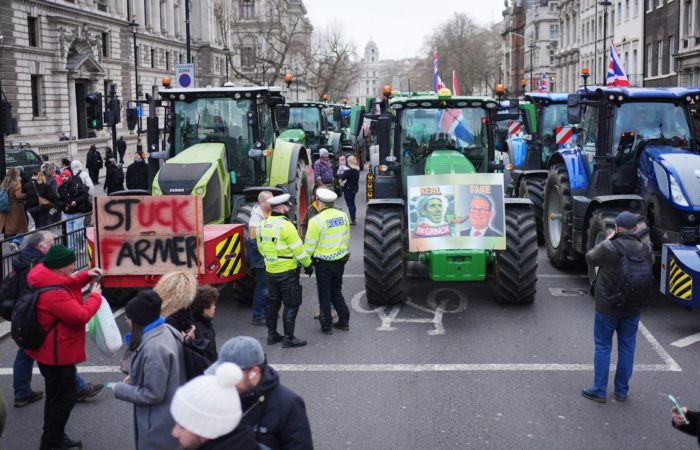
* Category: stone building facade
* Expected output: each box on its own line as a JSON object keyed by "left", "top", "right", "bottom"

{"left": 555, "top": 0, "right": 581, "bottom": 93}
{"left": 524, "top": 1, "right": 560, "bottom": 92}
{"left": 677, "top": 0, "right": 700, "bottom": 86}
{"left": 643, "top": 0, "right": 679, "bottom": 87}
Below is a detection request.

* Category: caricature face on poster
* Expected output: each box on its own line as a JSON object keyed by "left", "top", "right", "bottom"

{"left": 407, "top": 174, "right": 506, "bottom": 252}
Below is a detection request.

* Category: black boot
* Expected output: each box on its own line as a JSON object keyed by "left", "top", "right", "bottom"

{"left": 266, "top": 313, "right": 283, "bottom": 345}
{"left": 282, "top": 306, "right": 306, "bottom": 348}
{"left": 62, "top": 435, "right": 83, "bottom": 449}
{"left": 267, "top": 331, "right": 283, "bottom": 345}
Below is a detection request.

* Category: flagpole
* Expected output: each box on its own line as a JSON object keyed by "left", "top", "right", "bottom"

{"left": 600, "top": 1, "right": 612, "bottom": 85}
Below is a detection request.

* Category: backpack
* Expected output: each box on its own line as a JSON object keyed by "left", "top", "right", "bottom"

{"left": 609, "top": 238, "right": 653, "bottom": 308}
{"left": 0, "top": 190, "right": 12, "bottom": 213}
{"left": 167, "top": 327, "right": 212, "bottom": 381}
{"left": 11, "top": 285, "right": 68, "bottom": 350}
{"left": 0, "top": 268, "right": 25, "bottom": 320}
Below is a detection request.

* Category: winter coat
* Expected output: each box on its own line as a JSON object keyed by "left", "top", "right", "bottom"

{"left": 23, "top": 179, "right": 57, "bottom": 211}
{"left": 86, "top": 149, "right": 103, "bottom": 170}
{"left": 0, "top": 181, "right": 27, "bottom": 235}
{"left": 75, "top": 170, "right": 95, "bottom": 198}
{"left": 113, "top": 323, "right": 186, "bottom": 450}
{"left": 340, "top": 167, "right": 359, "bottom": 194}
{"left": 126, "top": 161, "right": 149, "bottom": 191}
{"left": 105, "top": 165, "right": 124, "bottom": 194}
{"left": 672, "top": 409, "right": 700, "bottom": 446}
{"left": 23, "top": 264, "right": 100, "bottom": 365}
{"left": 56, "top": 178, "right": 90, "bottom": 214}
{"left": 165, "top": 308, "right": 195, "bottom": 333}
{"left": 585, "top": 232, "right": 654, "bottom": 318}
{"left": 12, "top": 246, "right": 44, "bottom": 294}
{"left": 192, "top": 313, "right": 218, "bottom": 362}
{"left": 200, "top": 425, "right": 260, "bottom": 450}
{"left": 240, "top": 366, "right": 313, "bottom": 450}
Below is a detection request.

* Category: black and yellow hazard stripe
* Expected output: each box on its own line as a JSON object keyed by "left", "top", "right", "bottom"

{"left": 669, "top": 258, "right": 692, "bottom": 300}
{"left": 215, "top": 233, "right": 242, "bottom": 278}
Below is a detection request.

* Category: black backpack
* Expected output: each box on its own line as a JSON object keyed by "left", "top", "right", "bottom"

{"left": 11, "top": 285, "right": 67, "bottom": 350}
{"left": 609, "top": 239, "right": 653, "bottom": 308}
{"left": 0, "top": 270, "right": 24, "bottom": 321}
{"left": 167, "top": 327, "right": 212, "bottom": 381}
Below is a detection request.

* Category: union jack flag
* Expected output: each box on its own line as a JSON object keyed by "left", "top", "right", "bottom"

{"left": 433, "top": 50, "right": 446, "bottom": 93}
{"left": 438, "top": 108, "right": 474, "bottom": 144}
{"left": 452, "top": 70, "right": 460, "bottom": 96}
{"left": 606, "top": 40, "right": 631, "bottom": 87}
{"left": 538, "top": 72, "right": 549, "bottom": 93}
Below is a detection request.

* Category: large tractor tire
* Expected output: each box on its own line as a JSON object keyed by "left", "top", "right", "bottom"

{"left": 543, "top": 163, "right": 580, "bottom": 268}
{"left": 495, "top": 204, "right": 538, "bottom": 304}
{"left": 364, "top": 206, "right": 406, "bottom": 305}
{"left": 231, "top": 203, "right": 255, "bottom": 305}
{"left": 518, "top": 176, "right": 546, "bottom": 245}
{"left": 586, "top": 207, "right": 650, "bottom": 289}
{"left": 291, "top": 159, "right": 310, "bottom": 236}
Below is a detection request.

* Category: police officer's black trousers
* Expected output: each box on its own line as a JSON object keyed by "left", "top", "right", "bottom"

{"left": 316, "top": 259, "right": 350, "bottom": 330}
{"left": 266, "top": 269, "right": 303, "bottom": 339}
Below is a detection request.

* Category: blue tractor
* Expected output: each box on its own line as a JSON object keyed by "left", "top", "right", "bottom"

{"left": 544, "top": 86, "right": 700, "bottom": 306}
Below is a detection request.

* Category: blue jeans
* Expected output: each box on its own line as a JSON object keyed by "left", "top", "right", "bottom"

{"left": 63, "top": 213, "right": 84, "bottom": 250}
{"left": 252, "top": 267, "right": 268, "bottom": 321}
{"left": 13, "top": 348, "right": 86, "bottom": 400}
{"left": 344, "top": 189, "right": 357, "bottom": 222}
{"left": 590, "top": 311, "right": 640, "bottom": 398}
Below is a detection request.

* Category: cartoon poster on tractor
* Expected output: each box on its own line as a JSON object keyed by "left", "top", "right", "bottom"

{"left": 407, "top": 174, "right": 506, "bottom": 252}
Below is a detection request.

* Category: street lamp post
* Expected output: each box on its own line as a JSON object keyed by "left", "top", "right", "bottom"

{"left": 529, "top": 42, "right": 537, "bottom": 91}
{"left": 223, "top": 47, "right": 230, "bottom": 84}
{"left": 600, "top": 1, "right": 612, "bottom": 84}
{"left": 128, "top": 17, "right": 142, "bottom": 146}
{"left": 185, "top": 0, "right": 192, "bottom": 63}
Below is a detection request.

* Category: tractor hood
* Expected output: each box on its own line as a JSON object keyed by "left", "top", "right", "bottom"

{"left": 644, "top": 145, "right": 700, "bottom": 209}
{"left": 424, "top": 150, "right": 476, "bottom": 175}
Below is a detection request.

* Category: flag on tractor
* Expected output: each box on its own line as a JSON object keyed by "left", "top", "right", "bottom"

{"left": 433, "top": 50, "right": 446, "bottom": 93}
{"left": 606, "top": 40, "right": 631, "bottom": 87}
{"left": 538, "top": 72, "right": 549, "bottom": 93}
{"left": 452, "top": 70, "right": 460, "bottom": 96}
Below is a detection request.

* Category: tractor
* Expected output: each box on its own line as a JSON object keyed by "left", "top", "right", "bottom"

{"left": 154, "top": 85, "right": 315, "bottom": 302}
{"left": 278, "top": 101, "right": 342, "bottom": 161}
{"left": 544, "top": 83, "right": 700, "bottom": 307}
{"left": 364, "top": 88, "right": 539, "bottom": 305}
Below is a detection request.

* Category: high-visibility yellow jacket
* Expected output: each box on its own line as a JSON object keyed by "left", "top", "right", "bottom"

{"left": 257, "top": 213, "right": 311, "bottom": 273}
{"left": 304, "top": 207, "right": 350, "bottom": 261}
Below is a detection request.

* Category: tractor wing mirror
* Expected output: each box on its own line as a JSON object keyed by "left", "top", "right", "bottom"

{"left": 274, "top": 104, "right": 290, "bottom": 128}
{"left": 567, "top": 94, "right": 582, "bottom": 125}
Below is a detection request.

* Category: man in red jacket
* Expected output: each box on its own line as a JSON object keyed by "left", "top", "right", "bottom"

{"left": 24, "top": 244, "right": 102, "bottom": 450}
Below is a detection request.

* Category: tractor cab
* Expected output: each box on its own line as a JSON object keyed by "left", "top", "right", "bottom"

{"left": 281, "top": 101, "right": 332, "bottom": 158}
{"left": 523, "top": 93, "right": 572, "bottom": 163}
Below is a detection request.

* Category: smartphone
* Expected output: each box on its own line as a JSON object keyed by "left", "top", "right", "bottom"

{"left": 95, "top": 274, "right": 104, "bottom": 284}
{"left": 669, "top": 394, "right": 690, "bottom": 425}
{"left": 106, "top": 382, "right": 116, "bottom": 390}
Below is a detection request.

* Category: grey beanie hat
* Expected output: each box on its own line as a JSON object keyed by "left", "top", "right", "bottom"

{"left": 205, "top": 336, "right": 266, "bottom": 374}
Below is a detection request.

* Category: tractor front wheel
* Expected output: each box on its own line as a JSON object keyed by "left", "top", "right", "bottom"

{"left": 544, "top": 163, "right": 579, "bottom": 267}
{"left": 364, "top": 206, "right": 406, "bottom": 305}
{"left": 292, "top": 159, "right": 310, "bottom": 236}
{"left": 495, "top": 204, "right": 538, "bottom": 304}
{"left": 518, "top": 176, "right": 546, "bottom": 245}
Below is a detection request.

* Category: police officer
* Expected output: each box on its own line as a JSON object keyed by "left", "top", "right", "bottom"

{"left": 257, "top": 193, "right": 313, "bottom": 348}
{"left": 304, "top": 188, "right": 351, "bottom": 334}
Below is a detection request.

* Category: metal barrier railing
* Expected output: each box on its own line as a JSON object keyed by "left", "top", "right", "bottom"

{"left": 1, "top": 212, "right": 92, "bottom": 278}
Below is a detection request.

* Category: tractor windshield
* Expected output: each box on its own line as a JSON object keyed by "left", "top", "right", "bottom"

{"left": 172, "top": 98, "right": 254, "bottom": 157}
{"left": 289, "top": 107, "right": 322, "bottom": 136}
{"left": 540, "top": 104, "right": 570, "bottom": 139}
{"left": 399, "top": 107, "right": 489, "bottom": 169}
{"left": 613, "top": 101, "right": 693, "bottom": 149}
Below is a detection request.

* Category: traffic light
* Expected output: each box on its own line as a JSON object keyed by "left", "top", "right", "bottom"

{"left": 86, "top": 92, "right": 103, "bottom": 130}
{"left": 105, "top": 97, "right": 121, "bottom": 126}
{"left": 126, "top": 105, "right": 138, "bottom": 131}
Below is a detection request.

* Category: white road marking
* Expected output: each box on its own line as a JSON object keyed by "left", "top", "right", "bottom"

{"left": 351, "top": 289, "right": 468, "bottom": 335}
{"left": 639, "top": 321, "right": 682, "bottom": 371}
{"left": 0, "top": 363, "right": 678, "bottom": 376}
{"left": 670, "top": 332, "right": 700, "bottom": 348}
{"left": 549, "top": 288, "right": 588, "bottom": 297}
{"left": 538, "top": 274, "right": 588, "bottom": 278}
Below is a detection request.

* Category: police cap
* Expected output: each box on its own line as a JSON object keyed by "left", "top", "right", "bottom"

{"left": 268, "top": 193, "right": 291, "bottom": 206}
{"left": 316, "top": 188, "right": 337, "bottom": 203}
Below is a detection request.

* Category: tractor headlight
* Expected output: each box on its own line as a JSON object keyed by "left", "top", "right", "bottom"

{"left": 195, "top": 186, "right": 205, "bottom": 196}
{"left": 669, "top": 173, "right": 689, "bottom": 206}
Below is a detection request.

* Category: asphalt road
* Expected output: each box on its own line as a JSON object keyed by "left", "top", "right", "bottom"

{"left": 1, "top": 177, "right": 700, "bottom": 449}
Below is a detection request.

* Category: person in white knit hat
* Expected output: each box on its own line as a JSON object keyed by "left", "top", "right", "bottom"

{"left": 170, "top": 363, "right": 259, "bottom": 450}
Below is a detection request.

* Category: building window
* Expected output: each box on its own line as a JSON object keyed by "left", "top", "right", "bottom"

{"left": 625, "top": 0, "right": 630, "bottom": 19}
{"left": 656, "top": 0, "right": 663, "bottom": 7}
{"left": 549, "top": 49, "right": 555, "bottom": 65}
{"left": 144, "top": 0, "right": 150, "bottom": 27}
{"left": 366, "top": 87, "right": 369, "bottom": 95}
{"left": 30, "top": 75, "right": 42, "bottom": 117}
{"left": 166, "top": 51, "right": 170, "bottom": 70}
{"left": 241, "top": 0, "right": 254, "bottom": 19}
{"left": 151, "top": 48, "right": 156, "bottom": 68}
{"left": 646, "top": 43, "right": 652, "bottom": 76}
{"left": 633, "top": 48, "right": 638, "bottom": 77}
{"left": 645, "top": 0, "right": 652, "bottom": 11}
{"left": 101, "top": 32, "right": 109, "bottom": 58}
{"left": 657, "top": 40, "right": 663, "bottom": 75}
{"left": 241, "top": 47, "right": 254, "bottom": 67}
{"left": 97, "top": 0, "right": 107, "bottom": 12}
{"left": 633, "top": 0, "right": 639, "bottom": 16}
{"left": 617, "top": 2, "right": 622, "bottom": 23}
{"left": 669, "top": 35, "right": 675, "bottom": 72}
{"left": 27, "top": 16, "right": 38, "bottom": 47}
{"left": 179, "top": 53, "right": 183, "bottom": 64}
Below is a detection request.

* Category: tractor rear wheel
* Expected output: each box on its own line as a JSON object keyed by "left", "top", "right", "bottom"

{"left": 292, "top": 159, "right": 310, "bottom": 236}
{"left": 364, "top": 206, "right": 406, "bottom": 305}
{"left": 495, "top": 204, "right": 538, "bottom": 304}
{"left": 586, "top": 207, "right": 650, "bottom": 290}
{"left": 518, "top": 176, "right": 546, "bottom": 244}
{"left": 231, "top": 203, "right": 255, "bottom": 305}
{"left": 544, "top": 163, "right": 579, "bottom": 267}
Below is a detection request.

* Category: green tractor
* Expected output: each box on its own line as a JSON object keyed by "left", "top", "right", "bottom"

{"left": 278, "top": 101, "right": 342, "bottom": 161}
{"left": 325, "top": 103, "right": 367, "bottom": 169}
{"left": 364, "top": 89, "right": 539, "bottom": 305}
{"left": 154, "top": 86, "right": 314, "bottom": 301}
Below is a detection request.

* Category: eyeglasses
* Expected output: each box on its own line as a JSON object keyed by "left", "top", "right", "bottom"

{"left": 470, "top": 207, "right": 491, "bottom": 213}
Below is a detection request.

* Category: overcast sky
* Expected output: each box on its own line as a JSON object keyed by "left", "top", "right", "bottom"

{"left": 302, "top": 0, "right": 505, "bottom": 60}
